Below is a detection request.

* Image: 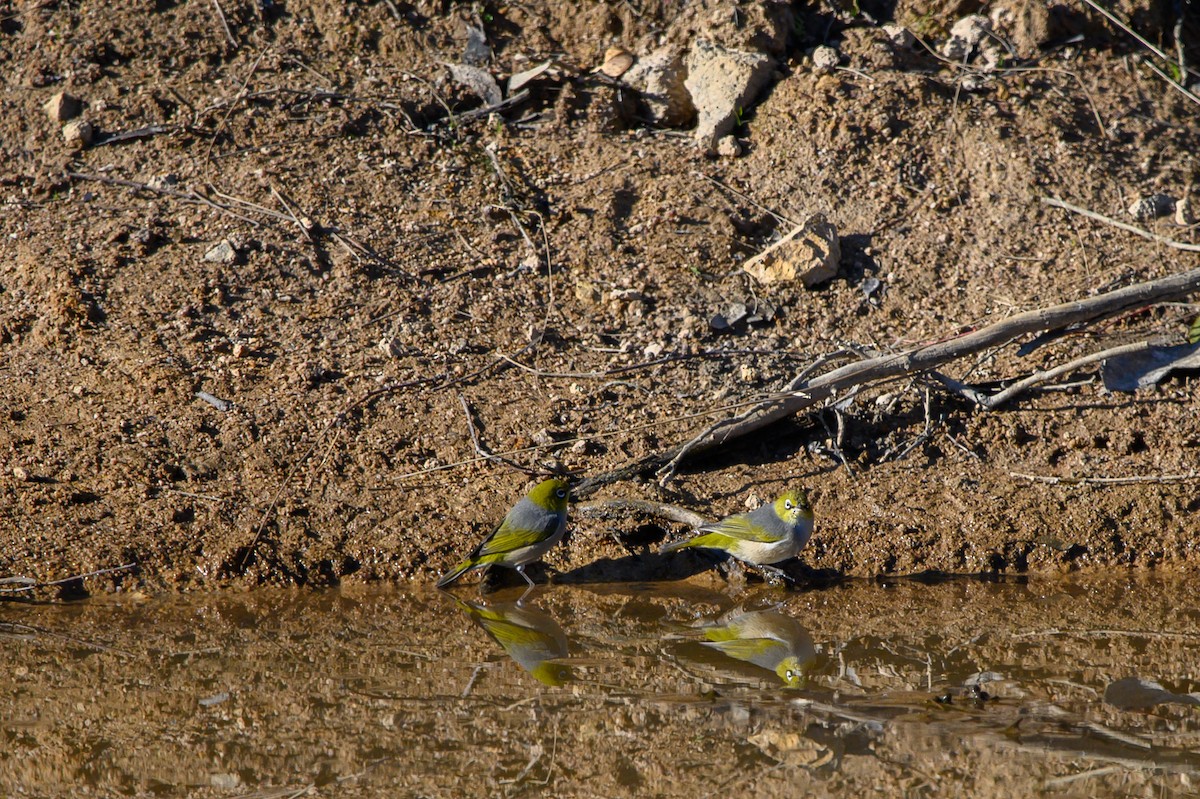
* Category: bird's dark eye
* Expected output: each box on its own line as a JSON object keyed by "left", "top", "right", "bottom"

{"left": 784, "top": 500, "right": 793, "bottom": 509}
{"left": 785, "top": 669, "right": 795, "bottom": 681}
{"left": 555, "top": 488, "right": 567, "bottom": 498}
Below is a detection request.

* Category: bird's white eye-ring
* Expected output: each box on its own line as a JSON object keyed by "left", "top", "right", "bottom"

{"left": 784, "top": 499, "right": 794, "bottom": 509}
{"left": 555, "top": 488, "right": 567, "bottom": 499}
{"left": 785, "top": 669, "right": 795, "bottom": 681}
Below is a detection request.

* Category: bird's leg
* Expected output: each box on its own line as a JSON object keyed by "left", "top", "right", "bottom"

{"left": 514, "top": 566, "right": 537, "bottom": 606}
{"left": 754, "top": 563, "right": 796, "bottom": 587}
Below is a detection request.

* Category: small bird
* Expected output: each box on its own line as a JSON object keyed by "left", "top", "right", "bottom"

{"left": 697, "top": 607, "right": 817, "bottom": 688}
{"left": 455, "top": 597, "right": 573, "bottom": 686}
{"left": 436, "top": 477, "right": 570, "bottom": 590}
{"left": 661, "top": 489, "right": 814, "bottom": 583}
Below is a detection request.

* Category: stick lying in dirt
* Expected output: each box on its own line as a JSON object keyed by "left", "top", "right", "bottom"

{"left": 574, "top": 265, "right": 1200, "bottom": 497}
{"left": 0, "top": 563, "right": 136, "bottom": 597}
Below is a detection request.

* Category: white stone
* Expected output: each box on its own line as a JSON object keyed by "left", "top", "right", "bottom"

{"left": 812, "top": 46, "right": 840, "bottom": 73}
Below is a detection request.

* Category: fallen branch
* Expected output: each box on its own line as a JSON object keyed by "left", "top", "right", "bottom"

{"left": 574, "top": 266, "right": 1200, "bottom": 497}
{"left": 931, "top": 340, "right": 1154, "bottom": 409}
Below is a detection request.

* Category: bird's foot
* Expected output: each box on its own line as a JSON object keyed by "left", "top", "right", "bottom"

{"left": 753, "top": 563, "right": 797, "bottom": 588}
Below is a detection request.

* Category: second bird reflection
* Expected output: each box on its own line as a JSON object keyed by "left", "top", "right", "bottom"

{"left": 673, "top": 606, "right": 819, "bottom": 688}
{"left": 455, "top": 597, "right": 574, "bottom": 687}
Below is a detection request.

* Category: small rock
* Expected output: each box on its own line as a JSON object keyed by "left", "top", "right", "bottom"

{"left": 599, "top": 46, "right": 635, "bottom": 78}
{"left": 532, "top": 428, "right": 568, "bottom": 447}
{"left": 608, "top": 288, "right": 648, "bottom": 305}
{"left": 882, "top": 24, "right": 915, "bottom": 50}
{"left": 709, "top": 314, "right": 732, "bottom": 333}
{"left": 861, "top": 276, "right": 883, "bottom": 301}
{"left": 1176, "top": 196, "right": 1195, "bottom": 226}
{"left": 44, "top": 91, "right": 83, "bottom": 123}
{"left": 203, "top": 239, "right": 239, "bottom": 264}
{"left": 725, "top": 303, "right": 749, "bottom": 327}
{"left": 462, "top": 23, "right": 490, "bottom": 67}
{"left": 623, "top": 46, "right": 695, "bottom": 128}
{"left": 960, "top": 73, "right": 990, "bottom": 92}
{"left": 147, "top": 174, "right": 179, "bottom": 192}
{"left": 12, "top": 466, "right": 30, "bottom": 482}
{"left": 715, "top": 135, "right": 742, "bottom": 158}
{"left": 447, "top": 62, "right": 502, "bottom": 106}
{"left": 1128, "top": 193, "right": 1175, "bottom": 222}
{"left": 744, "top": 493, "right": 762, "bottom": 510}
{"left": 575, "top": 281, "right": 602, "bottom": 305}
{"left": 739, "top": 364, "right": 759, "bottom": 383}
{"left": 743, "top": 213, "right": 841, "bottom": 287}
{"left": 811, "top": 46, "right": 840, "bottom": 73}
{"left": 685, "top": 38, "right": 775, "bottom": 148}
{"left": 943, "top": 15, "right": 991, "bottom": 61}
{"left": 62, "top": 119, "right": 94, "bottom": 148}
{"left": 745, "top": 301, "right": 776, "bottom": 326}
{"left": 643, "top": 342, "right": 664, "bottom": 358}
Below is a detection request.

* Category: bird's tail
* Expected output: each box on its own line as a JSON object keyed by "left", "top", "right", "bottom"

{"left": 436, "top": 559, "right": 475, "bottom": 588}
{"left": 660, "top": 536, "right": 696, "bottom": 554}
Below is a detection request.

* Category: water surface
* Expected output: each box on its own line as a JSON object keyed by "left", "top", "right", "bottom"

{"left": 3, "top": 574, "right": 1199, "bottom": 797}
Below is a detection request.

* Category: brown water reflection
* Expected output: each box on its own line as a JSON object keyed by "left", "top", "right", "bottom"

{"left": 3, "top": 575, "right": 1200, "bottom": 797}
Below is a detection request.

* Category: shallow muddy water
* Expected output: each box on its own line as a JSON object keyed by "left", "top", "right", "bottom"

{"left": 3, "top": 574, "right": 1200, "bottom": 798}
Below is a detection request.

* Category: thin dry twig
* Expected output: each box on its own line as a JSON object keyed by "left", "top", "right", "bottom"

{"left": 210, "top": 0, "right": 240, "bottom": 50}
{"left": 459, "top": 393, "right": 536, "bottom": 475}
{"left": 0, "top": 562, "right": 136, "bottom": 594}
{"left": 1043, "top": 196, "right": 1200, "bottom": 252}
{"left": 205, "top": 49, "right": 269, "bottom": 160}
{"left": 932, "top": 340, "right": 1155, "bottom": 409}
{"left": 67, "top": 172, "right": 264, "bottom": 225}
{"left": 270, "top": 184, "right": 316, "bottom": 242}
{"left": 1074, "top": 0, "right": 1200, "bottom": 105}
{"left": 692, "top": 170, "right": 797, "bottom": 226}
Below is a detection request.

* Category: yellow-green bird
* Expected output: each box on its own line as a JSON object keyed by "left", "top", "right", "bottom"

{"left": 661, "top": 489, "right": 814, "bottom": 582}
{"left": 436, "top": 477, "right": 570, "bottom": 590}
{"left": 699, "top": 607, "right": 817, "bottom": 688}
{"left": 456, "top": 597, "right": 573, "bottom": 686}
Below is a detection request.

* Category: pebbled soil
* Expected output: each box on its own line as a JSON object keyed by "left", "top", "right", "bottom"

{"left": 1, "top": 0, "right": 1199, "bottom": 594}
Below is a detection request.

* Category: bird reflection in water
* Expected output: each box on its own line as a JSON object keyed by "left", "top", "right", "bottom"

{"left": 677, "top": 605, "right": 818, "bottom": 688}
{"left": 453, "top": 596, "right": 574, "bottom": 687}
